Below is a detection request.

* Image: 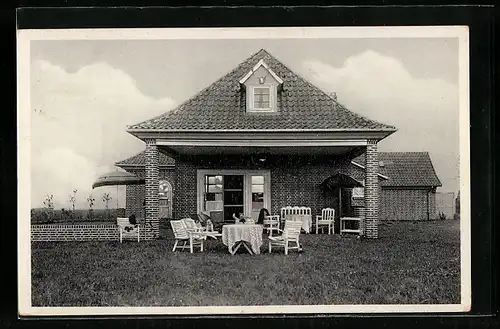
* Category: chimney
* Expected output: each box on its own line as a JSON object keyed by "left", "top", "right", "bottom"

{"left": 329, "top": 92, "right": 338, "bottom": 101}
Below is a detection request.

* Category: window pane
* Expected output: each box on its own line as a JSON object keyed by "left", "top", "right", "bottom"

{"left": 254, "top": 87, "right": 270, "bottom": 95}
{"left": 253, "top": 87, "right": 271, "bottom": 109}
{"left": 252, "top": 184, "right": 264, "bottom": 193}
{"left": 208, "top": 184, "right": 223, "bottom": 193}
{"left": 252, "top": 176, "right": 264, "bottom": 184}
{"left": 207, "top": 175, "right": 222, "bottom": 185}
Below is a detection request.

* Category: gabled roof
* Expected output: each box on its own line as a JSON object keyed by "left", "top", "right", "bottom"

{"left": 127, "top": 49, "right": 397, "bottom": 132}
{"left": 352, "top": 152, "right": 442, "bottom": 187}
{"left": 115, "top": 150, "right": 175, "bottom": 168}
{"left": 238, "top": 59, "right": 284, "bottom": 85}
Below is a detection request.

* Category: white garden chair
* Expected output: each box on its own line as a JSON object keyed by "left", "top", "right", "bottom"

{"left": 181, "top": 217, "right": 221, "bottom": 240}
{"left": 263, "top": 215, "right": 280, "bottom": 236}
{"left": 170, "top": 220, "right": 205, "bottom": 253}
{"left": 280, "top": 206, "right": 312, "bottom": 232}
{"left": 316, "top": 208, "right": 335, "bottom": 234}
{"left": 268, "top": 220, "right": 303, "bottom": 255}
{"left": 117, "top": 217, "right": 140, "bottom": 243}
{"left": 181, "top": 218, "right": 203, "bottom": 232}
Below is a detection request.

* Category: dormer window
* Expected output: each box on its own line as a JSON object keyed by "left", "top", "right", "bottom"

{"left": 239, "top": 59, "right": 283, "bottom": 113}
{"left": 250, "top": 86, "right": 273, "bottom": 112}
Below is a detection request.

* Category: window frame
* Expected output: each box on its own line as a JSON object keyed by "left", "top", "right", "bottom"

{"left": 248, "top": 85, "right": 276, "bottom": 113}
{"left": 352, "top": 179, "right": 365, "bottom": 199}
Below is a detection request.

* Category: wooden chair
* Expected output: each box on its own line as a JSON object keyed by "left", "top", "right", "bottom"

{"left": 117, "top": 217, "right": 140, "bottom": 243}
{"left": 170, "top": 220, "right": 205, "bottom": 253}
{"left": 182, "top": 217, "right": 221, "bottom": 240}
{"left": 268, "top": 220, "right": 303, "bottom": 255}
{"left": 316, "top": 208, "right": 335, "bottom": 234}
{"left": 181, "top": 218, "right": 203, "bottom": 232}
{"left": 280, "top": 206, "right": 312, "bottom": 232}
{"left": 263, "top": 215, "right": 280, "bottom": 236}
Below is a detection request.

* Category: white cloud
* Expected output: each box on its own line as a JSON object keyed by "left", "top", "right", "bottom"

{"left": 303, "top": 50, "right": 459, "bottom": 193}
{"left": 30, "top": 60, "right": 176, "bottom": 208}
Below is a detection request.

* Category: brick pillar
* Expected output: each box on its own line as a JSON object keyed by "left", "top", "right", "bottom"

{"left": 145, "top": 139, "right": 159, "bottom": 239}
{"left": 364, "top": 140, "right": 379, "bottom": 238}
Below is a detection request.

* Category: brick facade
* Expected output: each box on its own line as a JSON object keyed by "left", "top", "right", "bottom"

{"left": 380, "top": 188, "right": 437, "bottom": 221}
{"left": 144, "top": 139, "right": 159, "bottom": 239}
{"left": 170, "top": 154, "right": 377, "bottom": 229}
{"left": 364, "top": 140, "right": 379, "bottom": 238}
{"left": 31, "top": 224, "right": 147, "bottom": 242}
{"left": 124, "top": 168, "right": 175, "bottom": 219}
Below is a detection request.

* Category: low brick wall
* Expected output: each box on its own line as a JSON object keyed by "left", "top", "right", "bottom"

{"left": 31, "top": 224, "right": 149, "bottom": 242}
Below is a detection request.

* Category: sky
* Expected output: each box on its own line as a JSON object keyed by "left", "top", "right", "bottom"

{"left": 29, "top": 36, "right": 460, "bottom": 209}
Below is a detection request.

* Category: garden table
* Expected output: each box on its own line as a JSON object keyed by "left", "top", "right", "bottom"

{"left": 340, "top": 217, "right": 362, "bottom": 235}
{"left": 222, "top": 224, "right": 263, "bottom": 255}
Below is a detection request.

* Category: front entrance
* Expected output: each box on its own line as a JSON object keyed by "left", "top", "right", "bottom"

{"left": 197, "top": 170, "right": 271, "bottom": 223}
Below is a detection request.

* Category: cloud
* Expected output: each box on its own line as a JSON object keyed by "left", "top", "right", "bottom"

{"left": 303, "top": 50, "right": 459, "bottom": 193}
{"left": 30, "top": 60, "right": 176, "bottom": 208}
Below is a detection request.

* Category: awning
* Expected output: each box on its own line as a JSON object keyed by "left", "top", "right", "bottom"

{"left": 92, "top": 171, "right": 145, "bottom": 189}
{"left": 320, "top": 172, "right": 364, "bottom": 191}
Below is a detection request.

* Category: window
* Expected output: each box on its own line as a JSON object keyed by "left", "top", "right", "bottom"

{"left": 203, "top": 175, "right": 223, "bottom": 211}
{"left": 352, "top": 180, "right": 365, "bottom": 199}
{"left": 248, "top": 86, "right": 275, "bottom": 112}
{"left": 253, "top": 87, "right": 270, "bottom": 109}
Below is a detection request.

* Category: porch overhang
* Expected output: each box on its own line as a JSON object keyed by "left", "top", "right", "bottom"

{"left": 126, "top": 129, "right": 396, "bottom": 157}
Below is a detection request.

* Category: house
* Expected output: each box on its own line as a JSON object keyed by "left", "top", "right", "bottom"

{"left": 120, "top": 48, "right": 401, "bottom": 240}
{"left": 351, "top": 152, "right": 442, "bottom": 221}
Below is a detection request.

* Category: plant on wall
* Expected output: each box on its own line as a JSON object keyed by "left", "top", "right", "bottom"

{"left": 42, "top": 194, "right": 55, "bottom": 223}
{"left": 69, "top": 189, "right": 77, "bottom": 221}
{"left": 102, "top": 193, "right": 112, "bottom": 219}
{"left": 87, "top": 195, "right": 96, "bottom": 221}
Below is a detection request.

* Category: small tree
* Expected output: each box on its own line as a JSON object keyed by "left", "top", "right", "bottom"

{"left": 87, "top": 194, "right": 96, "bottom": 221}
{"left": 102, "top": 193, "right": 112, "bottom": 219}
{"left": 69, "top": 189, "right": 77, "bottom": 221}
{"left": 42, "top": 194, "right": 55, "bottom": 223}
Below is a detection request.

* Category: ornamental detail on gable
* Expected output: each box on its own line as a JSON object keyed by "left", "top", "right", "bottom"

{"left": 238, "top": 59, "right": 283, "bottom": 113}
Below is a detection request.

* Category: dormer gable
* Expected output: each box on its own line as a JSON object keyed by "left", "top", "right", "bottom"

{"left": 239, "top": 59, "right": 283, "bottom": 113}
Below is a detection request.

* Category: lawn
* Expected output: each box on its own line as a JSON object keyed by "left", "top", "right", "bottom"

{"left": 31, "top": 220, "right": 461, "bottom": 307}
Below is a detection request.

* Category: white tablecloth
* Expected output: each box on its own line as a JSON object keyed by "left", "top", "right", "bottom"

{"left": 222, "top": 224, "right": 263, "bottom": 254}
{"left": 285, "top": 214, "right": 312, "bottom": 233}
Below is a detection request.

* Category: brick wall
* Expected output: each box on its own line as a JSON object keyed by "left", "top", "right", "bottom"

{"left": 428, "top": 189, "right": 437, "bottom": 219}
{"left": 364, "top": 140, "right": 379, "bottom": 238}
{"left": 144, "top": 140, "right": 159, "bottom": 239}
{"left": 380, "top": 188, "right": 433, "bottom": 221}
{"left": 269, "top": 157, "right": 352, "bottom": 217}
{"left": 124, "top": 168, "right": 175, "bottom": 219}
{"left": 173, "top": 158, "right": 198, "bottom": 219}
{"left": 171, "top": 154, "right": 370, "bottom": 222}
{"left": 31, "top": 224, "right": 148, "bottom": 242}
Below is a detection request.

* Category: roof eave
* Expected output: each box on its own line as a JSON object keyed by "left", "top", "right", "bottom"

{"left": 126, "top": 127, "right": 396, "bottom": 138}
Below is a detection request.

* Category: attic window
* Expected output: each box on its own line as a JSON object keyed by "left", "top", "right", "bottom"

{"left": 239, "top": 59, "right": 282, "bottom": 113}
{"left": 252, "top": 86, "right": 271, "bottom": 109}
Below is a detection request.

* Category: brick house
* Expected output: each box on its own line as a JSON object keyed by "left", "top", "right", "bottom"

{"left": 119, "top": 48, "right": 404, "bottom": 240}
{"left": 351, "top": 152, "right": 442, "bottom": 221}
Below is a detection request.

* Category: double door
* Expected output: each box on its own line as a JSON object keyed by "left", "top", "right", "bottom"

{"left": 198, "top": 171, "right": 270, "bottom": 223}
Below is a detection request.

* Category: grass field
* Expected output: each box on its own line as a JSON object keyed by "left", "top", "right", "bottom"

{"left": 31, "top": 220, "right": 461, "bottom": 307}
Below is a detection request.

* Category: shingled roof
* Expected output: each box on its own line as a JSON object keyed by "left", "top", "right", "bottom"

{"left": 127, "top": 49, "right": 397, "bottom": 132}
{"left": 352, "top": 152, "right": 442, "bottom": 187}
{"left": 115, "top": 150, "right": 175, "bottom": 168}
